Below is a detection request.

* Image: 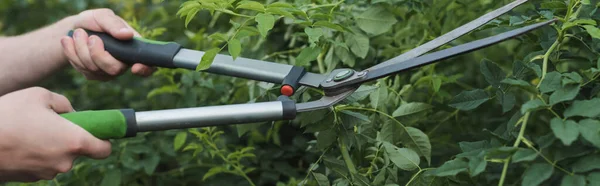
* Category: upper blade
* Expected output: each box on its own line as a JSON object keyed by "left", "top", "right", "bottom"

{"left": 328, "top": 19, "right": 556, "bottom": 89}
{"left": 368, "top": 0, "right": 528, "bottom": 70}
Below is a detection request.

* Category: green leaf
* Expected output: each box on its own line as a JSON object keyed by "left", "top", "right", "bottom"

{"left": 587, "top": 172, "right": 600, "bottom": 186}
{"left": 549, "top": 84, "right": 580, "bottom": 105}
{"left": 355, "top": 6, "right": 398, "bottom": 36}
{"left": 312, "top": 172, "right": 330, "bottom": 186}
{"left": 480, "top": 59, "right": 506, "bottom": 87}
{"left": 563, "top": 72, "right": 583, "bottom": 85}
{"left": 539, "top": 71, "right": 562, "bottom": 93}
{"left": 497, "top": 91, "right": 516, "bottom": 113}
{"left": 383, "top": 142, "right": 420, "bottom": 171}
{"left": 197, "top": 48, "right": 220, "bottom": 71}
{"left": 432, "top": 77, "right": 442, "bottom": 93}
{"left": 334, "top": 44, "right": 355, "bottom": 67}
{"left": 564, "top": 98, "right": 600, "bottom": 118}
{"left": 459, "top": 141, "right": 490, "bottom": 153}
{"left": 521, "top": 99, "right": 548, "bottom": 114}
{"left": 268, "top": 2, "right": 293, "bottom": 8}
{"left": 583, "top": 25, "right": 600, "bottom": 39}
{"left": 572, "top": 154, "right": 600, "bottom": 173}
{"left": 578, "top": 119, "right": 600, "bottom": 148}
{"left": 236, "top": 123, "right": 261, "bottom": 137}
{"left": 541, "top": 1, "right": 567, "bottom": 10}
{"left": 561, "top": 175, "right": 586, "bottom": 186}
{"left": 236, "top": 1, "right": 265, "bottom": 12}
{"left": 432, "top": 159, "right": 468, "bottom": 177}
{"left": 317, "top": 129, "right": 337, "bottom": 150}
{"left": 324, "top": 157, "right": 348, "bottom": 177}
{"left": 255, "top": 13, "right": 275, "bottom": 38}
{"left": 314, "top": 21, "right": 345, "bottom": 32}
{"left": 344, "top": 33, "right": 369, "bottom": 59}
{"left": 295, "top": 46, "right": 321, "bottom": 66}
{"left": 370, "top": 81, "right": 388, "bottom": 109}
{"left": 203, "top": 166, "right": 225, "bottom": 180}
{"left": 501, "top": 78, "right": 536, "bottom": 93}
{"left": 562, "top": 19, "right": 597, "bottom": 30}
{"left": 448, "top": 89, "right": 490, "bottom": 110}
{"left": 100, "top": 169, "right": 122, "bottom": 186}
{"left": 228, "top": 39, "right": 241, "bottom": 60}
{"left": 511, "top": 148, "right": 538, "bottom": 163}
{"left": 174, "top": 132, "right": 187, "bottom": 151}
{"left": 372, "top": 168, "right": 387, "bottom": 185}
{"left": 185, "top": 9, "right": 199, "bottom": 28}
{"left": 208, "top": 32, "right": 228, "bottom": 42}
{"left": 141, "top": 153, "right": 160, "bottom": 174}
{"left": 266, "top": 7, "right": 294, "bottom": 18}
{"left": 147, "top": 85, "right": 183, "bottom": 99}
{"left": 550, "top": 118, "right": 580, "bottom": 146}
{"left": 468, "top": 155, "right": 486, "bottom": 177}
{"left": 402, "top": 127, "right": 432, "bottom": 165}
{"left": 392, "top": 102, "right": 433, "bottom": 117}
{"left": 522, "top": 163, "right": 554, "bottom": 186}
{"left": 305, "top": 27, "right": 324, "bottom": 46}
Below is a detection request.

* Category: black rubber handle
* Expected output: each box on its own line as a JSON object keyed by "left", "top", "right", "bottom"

{"left": 67, "top": 30, "right": 182, "bottom": 68}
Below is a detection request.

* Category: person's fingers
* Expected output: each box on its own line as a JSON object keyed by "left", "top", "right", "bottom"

{"left": 47, "top": 92, "right": 74, "bottom": 114}
{"left": 88, "top": 35, "right": 127, "bottom": 76}
{"left": 92, "top": 9, "right": 134, "bottom": 40}
{"left": 76, "top": 136, "right": 112, "bottom": 159}
{"left": 72, "top": 29, "right": 100, "bottom": 72}
{"left": 61, "top": 37, "right": 86, "bottom": 70}
{"left": 131, "top": 64, "right": 155, "bottom": 77}
{"left": 119, "top": 17, "right": 142, "bottom": 37}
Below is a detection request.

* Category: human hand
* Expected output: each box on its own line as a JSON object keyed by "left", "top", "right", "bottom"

{"left": 0, "top": 87, "right": 112, "bottom": 182}
{"left": 60, "top": 9, "right": 155, "bottom": 81}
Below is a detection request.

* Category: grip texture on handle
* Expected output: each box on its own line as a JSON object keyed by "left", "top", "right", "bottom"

{"left": 67, "top": 30, "right": 182, "bottom": 68}
{"left": 60, "top": 109, "right": 138, "bottom": 139}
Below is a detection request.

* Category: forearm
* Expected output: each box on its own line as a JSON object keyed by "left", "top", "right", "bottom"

{"left": 0, "top": 16, "right": 77, "bottom": 95}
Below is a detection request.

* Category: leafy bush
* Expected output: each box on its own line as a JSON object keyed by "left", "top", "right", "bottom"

{"left": 2, "top": 0, "right": 600, "bottom": 185}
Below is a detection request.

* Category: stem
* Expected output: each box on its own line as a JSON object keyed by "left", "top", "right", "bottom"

{"left": 523, "top": 139, "right": 574, "bottom": 176}
{"left": 427, "top": 110, "right": 459, "bottom": 136}
{"left": 306, "top": 1, "right": 344, "bottom": 11}
{"left": 498, "top": 111, "right": 531, "bottom": 186}
{"left": 405, "top": 168, "right": 434, "bottom": 186}
{"left": 302, "top": 149, "right": 329, "bottom": 184}
{"left": 261, "top": 48, "right": 303, "bottom": 60}
{"left": 498, "top": 159, "right": 510, "bottom": 186}
{"left": 339, "top": 138, "right": 358, "bottom": 178}
{"left": 317, "top": 49, "right": 326, "bottom": 74}
{"left": 537, "top": 37, "right": 561, "bottom": 87}
{"left": 365, "top": 144, "right": 382, "bottom": 177}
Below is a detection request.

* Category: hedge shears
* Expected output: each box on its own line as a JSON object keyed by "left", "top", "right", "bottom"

{"left": 60, "top": 0, "right": 555, "bottom": 139}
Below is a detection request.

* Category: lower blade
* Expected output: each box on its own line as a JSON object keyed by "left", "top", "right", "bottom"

{"left": 357, "top": 19, "right": 556, "bottom": 85}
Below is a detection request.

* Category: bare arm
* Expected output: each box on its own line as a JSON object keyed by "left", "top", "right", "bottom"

{"left": 0, "top": 16, "right": 76, "bottom": 95}
{"left": 0, "top": 9, "right": 155, "bottom": 96}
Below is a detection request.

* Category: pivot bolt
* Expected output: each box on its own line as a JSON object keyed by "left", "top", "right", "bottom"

{"left": 333, "top": 70, "right": 354, "bottom": 82}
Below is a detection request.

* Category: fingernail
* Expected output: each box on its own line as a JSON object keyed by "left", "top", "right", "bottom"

{"left": 88, "top": 37, "right": 95, "bottom": 48}
{"left": 60, "top": 38, "right": 66, "bottom": 47}
{"left": 118, "top": 28, "right": 130, "bottom": 34}
{"left": 73, "top": 29, "right": 80, "bottom": 39}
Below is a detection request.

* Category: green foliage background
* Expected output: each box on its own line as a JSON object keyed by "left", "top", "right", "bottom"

{"left": 1, "top": 0, "right": 600, "bottom": 185}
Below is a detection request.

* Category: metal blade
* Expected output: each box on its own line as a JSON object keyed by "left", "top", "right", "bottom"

{"left": 326, "top": 19, "right": 556, "bottom": 89}
{"left": 296, "top": 0, "right": 530, "bottom": 112}
{"left": 296, "top": 89, "right": 356, "bottom": 112}
{"left": 368, "top": 0, "right": 528, "bottom": 70}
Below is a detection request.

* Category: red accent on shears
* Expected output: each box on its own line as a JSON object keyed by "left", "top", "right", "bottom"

{"left": 281, "top": 85, "right": 294, "bottom": 96}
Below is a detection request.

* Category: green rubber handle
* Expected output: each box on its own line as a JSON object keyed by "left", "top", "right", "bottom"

{"left": 67, "top": 29, "right": 182, "bottom": 68}
{"left": 60, "top": 109, "right": 138, "bottom": 140}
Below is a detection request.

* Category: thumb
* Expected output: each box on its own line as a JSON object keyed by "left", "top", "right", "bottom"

{"left": 78, "top": 133, "right": 112, "bottom": 159}
{"left": 45, "top": 91, "right": 74, "bottom": 114}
